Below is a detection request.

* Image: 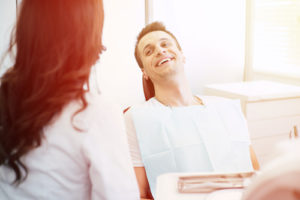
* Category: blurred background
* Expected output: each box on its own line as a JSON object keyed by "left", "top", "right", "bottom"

{"left": 1, "top": 0, "right": 299, "bottom": 109}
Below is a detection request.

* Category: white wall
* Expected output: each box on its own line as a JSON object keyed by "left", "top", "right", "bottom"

{"left": 0, "top": 0, "right": 16, "bottom": 76}
{"left": 0, "top": 0, "right": 246, "bottom": 108}
{"left": 151, "top": 0, "right": 246, "bottom": 94}
{"left": 92, "top": 0, "right": 146, "bottom": 109}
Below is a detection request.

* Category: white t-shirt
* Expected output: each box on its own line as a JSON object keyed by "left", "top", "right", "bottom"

{"left": 0, "top": 93, "right": 139, "bottom": 200}
{"left": 124, "top": 96, "right": 250, "bottom": 167}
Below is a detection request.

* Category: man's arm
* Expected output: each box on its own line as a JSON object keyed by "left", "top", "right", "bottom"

{"left": 124, "top": 111, "right": 153, "bottom": 199}
{"left": 250, "top": 145, "right": 260, "bottom": 170}
{"left": 134, "top": 167, "right": 153, "bottom": 200}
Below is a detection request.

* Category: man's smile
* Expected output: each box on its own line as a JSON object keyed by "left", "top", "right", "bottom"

{"left": 155, "top": 56, "right": 174, "bottom": 67}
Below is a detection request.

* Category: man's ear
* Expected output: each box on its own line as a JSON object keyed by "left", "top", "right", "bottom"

{"left": 142, "top": 69, "right": 149, "bottom": 80}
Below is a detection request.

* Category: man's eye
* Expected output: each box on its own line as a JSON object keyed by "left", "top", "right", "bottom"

{"left": 145, "top": 49, "right": 152, "bottom": 56}
{"left": 161, "top": 42, "right": 168, "bottom": 47}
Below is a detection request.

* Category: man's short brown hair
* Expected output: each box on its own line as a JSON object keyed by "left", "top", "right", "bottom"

{"left": 134, "top": 21, "right": 182, "bottom": 69}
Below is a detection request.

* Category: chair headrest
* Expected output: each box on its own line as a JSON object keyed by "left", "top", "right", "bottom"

{"left": 142, "top": 77, "right": 155, "bottom": 101}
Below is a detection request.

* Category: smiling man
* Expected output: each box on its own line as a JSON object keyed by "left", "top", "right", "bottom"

{"left": 124, "top": 22, "right": 259, "bottom": 200}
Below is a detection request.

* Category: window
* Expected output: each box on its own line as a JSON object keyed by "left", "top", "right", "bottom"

{"left": 250, "top": 0, "right": 300, "bottom": 78}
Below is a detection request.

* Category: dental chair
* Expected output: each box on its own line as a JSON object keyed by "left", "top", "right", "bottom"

{"left": 142, "top": 77, "right": 155, "bottom": 101}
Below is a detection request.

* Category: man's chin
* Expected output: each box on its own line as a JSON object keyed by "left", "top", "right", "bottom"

{"left": 157, "top": 67, "right": 177, "bottom": 78}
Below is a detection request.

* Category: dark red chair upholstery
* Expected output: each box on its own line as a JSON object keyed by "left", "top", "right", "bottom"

{"left": 142, "top": 77, "right": 155, "bottom": 101}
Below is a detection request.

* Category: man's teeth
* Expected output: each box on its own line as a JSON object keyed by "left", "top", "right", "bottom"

{"left": 158, "top": 58, "right": 171, "bottom": 66}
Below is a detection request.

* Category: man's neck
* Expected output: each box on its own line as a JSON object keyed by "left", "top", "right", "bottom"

{"left": 153, "top": 76, "right": 199, "bottom": 107}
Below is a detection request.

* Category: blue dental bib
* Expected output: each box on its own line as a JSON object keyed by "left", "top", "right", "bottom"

{"left": 131, "top": 98, "right": 253, "bottom": 197}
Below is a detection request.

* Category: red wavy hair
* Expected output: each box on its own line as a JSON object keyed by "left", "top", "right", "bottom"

{"left": 0, "top": 0, "right": 104, "bottom": 184}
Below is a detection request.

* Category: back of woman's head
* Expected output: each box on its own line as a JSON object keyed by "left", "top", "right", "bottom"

{"left": 0, "top": 0, "right": 104, "bottom": 184}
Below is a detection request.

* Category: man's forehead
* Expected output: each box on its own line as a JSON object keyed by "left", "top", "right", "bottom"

{"left": 138, "top": 31, "right": 174, "bottom": 52}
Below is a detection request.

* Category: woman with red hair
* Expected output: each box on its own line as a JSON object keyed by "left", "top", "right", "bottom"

{"left": 0, "top": 0, "right": 139, "bottom": 199}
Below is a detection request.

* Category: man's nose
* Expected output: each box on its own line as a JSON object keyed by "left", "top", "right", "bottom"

{"left": 155, "top": 47, "right": 166, "bottom": 56}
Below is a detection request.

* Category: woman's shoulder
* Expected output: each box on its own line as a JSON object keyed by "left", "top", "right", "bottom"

{"left": 86, "top": 92, "right": 117, "bottom": 109}
{"left": 49, "top": 92, "right": 122, "bottom": 132}
{"left": 81, "top": 92, "right": 123, "bottom": 122}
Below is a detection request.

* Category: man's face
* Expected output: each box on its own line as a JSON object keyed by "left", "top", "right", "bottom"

{"left": 137, "top": 31, "right": 185, "bottom": 82}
